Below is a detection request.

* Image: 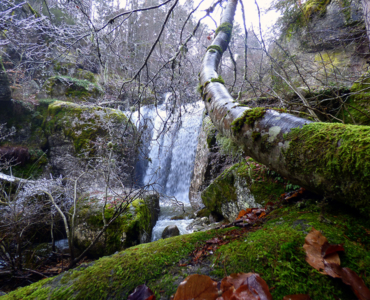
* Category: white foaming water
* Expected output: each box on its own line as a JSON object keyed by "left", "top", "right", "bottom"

{"left": 126, "top": 95, "right": 204, "bottom": 241}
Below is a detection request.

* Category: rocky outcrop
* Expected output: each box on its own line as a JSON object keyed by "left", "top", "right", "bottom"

{"left": 271, "top": 0, "right": 367, "bottom": 89}
{"left": 37, "top": 76, "right": 103, "bottom": 102}
{"left": 189, "top": 115, "right": 235, "bottom": 210}
{"left": 201, "top": 158, "right": 287, "bottom": 221}
{"left": 74, "top": 191, "right": 160, "bottom": 258}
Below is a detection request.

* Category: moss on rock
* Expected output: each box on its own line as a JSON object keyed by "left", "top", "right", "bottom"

{"left": 201, "top": 158, "right": 287, "bottom": 221}
{"left": 74, "top": 198, "right": 153, "bottom": 258}
{"left": 43, "top": 101, "right": 131, "bottom": 155}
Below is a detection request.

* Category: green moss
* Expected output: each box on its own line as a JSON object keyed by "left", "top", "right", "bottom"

{"left": 201, "top": 159, "right": 286, "bottom": 219}
{"left": 74, "top": 198, "right": 152, "bottom": 258}
{"left": 210, "top": 75, "right": 225, "bottom": 84}
{"left": 231, "top": 107, "right": 266, "bottom": 133}
{"left": 207, "top": 45, "right": 223, "bottom": 54}
{"left": 5, "top": 198, "right": 370, "bottom": 300}
{"left": 231, "top": 107, "right": 287, "bottom": 133}
{"left": 215, "top": 22, "right": 233, "bottom": 42}
{"left": 211, "top": 199, "right": 370, "bottom": 299}
{"left": 283, "top": 122, "right": 370, "bottom": 213}
{"left": 76, "top": 69, "right": 97, "bottom": 83}
{"left": 3, "top": 228, "right": 233, "bottom": 299}
{"left": 215, "top": 134, "right": 243, "bottom": 158}
{"left": 43, "top": 101, "right": 129, "bottom": 155}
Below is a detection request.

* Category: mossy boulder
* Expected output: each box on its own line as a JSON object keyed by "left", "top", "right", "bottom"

{"left": 42, "top": 100, "right": 137, "bottom": 184}
{"left": 201, "top": 158, "right": 287, "bottom": 221}
{"left": 3, "top": 198, "right": 370, "bottom": 300}
{"left": 38, "top": 76, "right": 103, "bottom": 102}
{"left": 74, "top": 192, "right": 159, "bottom": 258}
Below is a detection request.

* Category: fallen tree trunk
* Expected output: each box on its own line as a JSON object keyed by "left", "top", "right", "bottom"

{"left": 200, "top": 0, "right": 370, "bottom": 213}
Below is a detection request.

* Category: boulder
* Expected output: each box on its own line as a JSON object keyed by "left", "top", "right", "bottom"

{"left": 43, "top": 100, "right": 137, "bottom": 186}
{"left": 201, "top": 158, "right": 287, "bottom": 222}
{"left": 161, "top": 225, "right": 180, "bottom": 239}
{"left": 74, "top": 191, "right": 160, "bottom": 258}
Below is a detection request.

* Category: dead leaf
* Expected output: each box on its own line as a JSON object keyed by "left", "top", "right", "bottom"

{"left": 303, "top": 227, "right": 340, "bottom": 277}
{"left": 128, "top": 284, "right": 155, "bottom": 300}
{"left": 321, "top": 242, "right": 344, "bottom": 257}
{"left": 304, "top": 229, "right": 370, "bottom": 300}
{"left": 173, "top": 274, "right": 218, "bottom": 300}
{"left": 325, "top": 263, "right": 370, "bottom": 300}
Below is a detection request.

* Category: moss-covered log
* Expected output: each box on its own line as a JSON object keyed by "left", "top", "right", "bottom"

{"left": 200, "top": 0, "right": 370, "bottom": 213}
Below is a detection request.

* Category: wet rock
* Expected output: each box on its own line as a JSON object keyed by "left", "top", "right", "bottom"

{"left": 189, "top": 115, "right": 236, "bottom": 210}
{"left": 186, "top": 217, "right": 209, "bottom": 230}
{"left": 161, "top": 225, "right": 180, "bottom": 239}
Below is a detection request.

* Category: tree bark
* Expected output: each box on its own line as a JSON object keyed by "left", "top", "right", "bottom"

{"left": 361, "top": 0, "right": 370, "bottom": 47}
{"left": 200, "top": 0, "right": 370, "bottom": 212}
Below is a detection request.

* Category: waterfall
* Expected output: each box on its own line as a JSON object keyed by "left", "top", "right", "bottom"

{"left": 127, "top": 94, "right": 204, "bottom": 240}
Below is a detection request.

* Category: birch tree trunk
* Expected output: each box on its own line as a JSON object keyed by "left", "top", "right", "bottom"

{"left": 200, "top": 0, "right": 370, "bottom": 213}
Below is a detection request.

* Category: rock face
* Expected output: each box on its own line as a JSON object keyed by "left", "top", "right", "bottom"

{"left": 271, "top": 0, "right": 367, "bottom": 89}
{"left": 74, "top": 191, "right": 160, "bottom": 258}
{"left": 201, "top": 158, "right": 287, "bottom": 222}
{"left": 189, "top": 115, "right": 235, "bottom": 210}
{"left": 161, "top": 225, "right": 180, "bottom": 239}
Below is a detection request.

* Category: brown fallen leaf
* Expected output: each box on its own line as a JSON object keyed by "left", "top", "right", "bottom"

{"left": 173, "top": 274, "right": 218, "bottom": 300}
{"left": 321, "top": 241, "right": 344, "bottom": 257}
{"left": 221, "top": 273, "right": 273, "bottom": 300}
{"left": 303, "top": 227, "right": 341, "bottom": 277}
{"left": 304, "top": 228, "right": 370, "bottom": 300}
{"left": 282, "top": 295, "right": 311, "bottom": 300}
{"left": 325, "top": 263, "right": 370, "bottom": 300}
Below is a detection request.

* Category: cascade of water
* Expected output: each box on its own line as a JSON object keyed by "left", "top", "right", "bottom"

{"left": 127, "top": 94, "right": 204, "bottom": 240}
